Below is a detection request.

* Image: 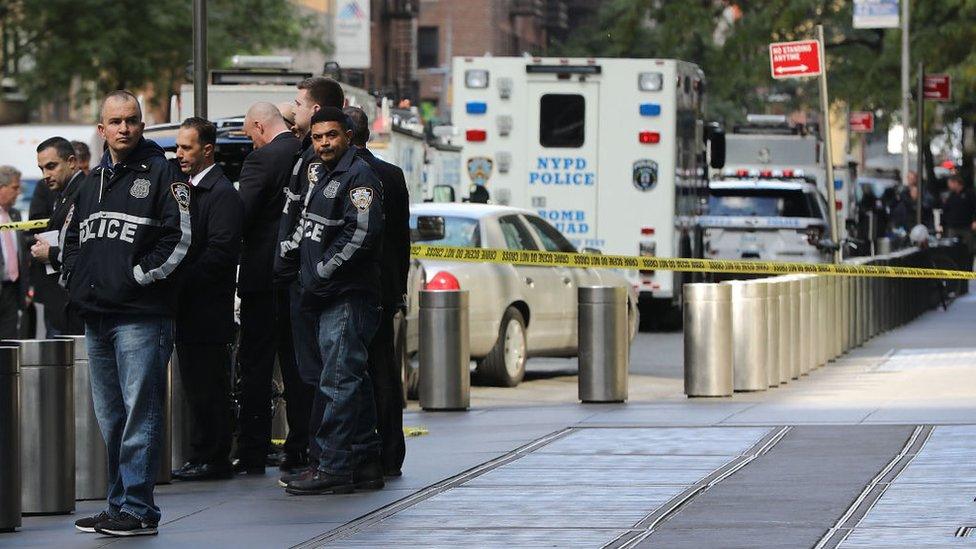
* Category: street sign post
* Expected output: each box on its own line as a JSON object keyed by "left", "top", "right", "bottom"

{"left": 769, "top": 40, "right": 822, "bottom": 79}
{"left": 923, "top": 74, "right": 951, "bottom": 102}
{"left": 849, "top": 111, "right": 875, "bottom": 133}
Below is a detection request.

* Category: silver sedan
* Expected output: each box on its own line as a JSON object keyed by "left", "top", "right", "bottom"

{"left": 402, "top": 203, "right": 639, "bottom": 391}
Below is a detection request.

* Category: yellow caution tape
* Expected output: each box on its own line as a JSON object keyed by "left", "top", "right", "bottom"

{"left": 403, "top": 426, "right": 429, "bottom": 437}
{"left": 410, "top": 244, "right": 976, "bottom": 280}
{"left": 0, "top": 218, "right": 48, "bottom": 231}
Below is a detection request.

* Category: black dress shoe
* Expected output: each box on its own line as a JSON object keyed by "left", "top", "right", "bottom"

{"left": 285, "top": 470, "right": 355, "bottom": 495}
{"left": 383, "top": 468, "right": 402, "bottom": 478}
{"left": 232, "top": 460, "right": 265, "bottom": 475}
{"left": 177, "top": 462, "right": 234, "bottom": 481}
{"left": 278, "top": 451, "right": 308, "bottom": 473}
{"left": 353, "top": 461, "right": 385, "bottom": 490}
{"left": 171, "top": 461, "right": 199, "bottom": 479}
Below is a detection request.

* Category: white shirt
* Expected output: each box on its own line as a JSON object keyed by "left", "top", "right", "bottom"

{"left": 0, "top": 206, "right": 18, "bottom": 282}
{"left": 189, "top": 163, "right": 216, "bottom": 187}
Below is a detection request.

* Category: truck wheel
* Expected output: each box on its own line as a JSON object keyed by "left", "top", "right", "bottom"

{"left": 475, "top": 306, "right": 527, "bottom": 387}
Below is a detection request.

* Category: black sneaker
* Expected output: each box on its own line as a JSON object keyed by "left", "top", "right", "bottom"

{"left": 353, "top": 461, "right": 385, "bottom": 490}
{"left": 278, "top": 465, "right": 315, "bottom": 488}
{"left": 285, "top": 470, "right": 355, "bottom": 495}
{"left": 94, "top": 514, "right": 158, "bottom": 537}
{"left": 74, "top": 511, "right": 112, "bottom": 533}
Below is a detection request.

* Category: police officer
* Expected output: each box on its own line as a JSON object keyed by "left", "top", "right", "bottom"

{"left": 63, "top": 90, "right": 190, "bottom": 537}
{"left": 29, "top": 136, "right": 85, "bottom": 336}
{"left": 171, "top": 117, "right": 243, "bottom": 481}
{"left": 283, "top": 107, "right": 385, "bottom": 495}
{"left": 343, "top": 106, "right": 410, "bottom": 477}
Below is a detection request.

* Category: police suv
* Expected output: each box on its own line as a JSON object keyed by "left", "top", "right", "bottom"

{"left": 450, "top": 56, "right": 724, "bottom": 317}
{"left": 702, "top": 170, "right": 832, "bottom": 264}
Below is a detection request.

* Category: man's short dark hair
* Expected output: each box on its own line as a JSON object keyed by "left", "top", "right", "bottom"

{"left": 297, "top": 77, "right": 344, "bottom": 109}
{"left": 180, "top": 117, "right": 217, "bottom": 147}
{"left": 70, "top": 140, "right": 90, "bottom": 162}
{"left": 36, "top": 136, "right": 76, "bottom": 160}
{"left": 948, "top": 174, "right": 965, "bottom": 187}
{"left": 310, "top": 107, "right": 351, "bottom": 132}
{"left": 342, "top": 106, "right": 370, "bottom": 146}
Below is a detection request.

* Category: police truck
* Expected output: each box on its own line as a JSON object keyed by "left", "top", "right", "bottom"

{"left": 450, "top": 56, "right": 724, "bottom": 320}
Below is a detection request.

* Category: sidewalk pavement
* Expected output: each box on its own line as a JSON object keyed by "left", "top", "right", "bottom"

{"left": 7, "top": 292, "right": 976, "bottom": 548}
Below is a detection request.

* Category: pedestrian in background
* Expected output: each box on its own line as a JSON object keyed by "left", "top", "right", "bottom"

{"left": 63, "top": 90, "right": 190, "bottom": 537}
{"left": 283, "top": 107, "right": 385, "bottom": 496}
{"left": 344, "top": 105, "right": 410, "bottom": 478}
{"left": 0, "top": 165, "right": 27, "bottom": 339}
{"left": 275, "top": 77, "right": 345, "bottom": 478}
{"left": 29, "top": 137, "right": 85, "bottom": 336}
{"left": 72, "top": 140, "right": 92, "bottom": 175}
{"left": 171, "top": 117, "right": 243, "bottom": 482}
{"left": 236, "top": 102, "right": 310, "bottom": 475}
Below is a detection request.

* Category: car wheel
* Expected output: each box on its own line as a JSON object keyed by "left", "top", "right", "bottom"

{"left": 475, "top": 306, "right": 527, "bottom": 387}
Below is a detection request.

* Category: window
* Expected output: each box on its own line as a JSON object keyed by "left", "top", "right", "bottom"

{"left": 707, "top": 188, "right": 818, "bottom": 218}
{"left": 418, "top": 27, "right": 439, "bottom": 69}
{"left": 524, "top": 215, "right": 577, "bottom": 253}
{"left": 539, "top": 94, "right": 585, "bottom": 148}
{"left": 409, "top": 215, "right": 480, "bottom": 247}
{"left": 498, "top": 216, "right": 539, "bottom": 251}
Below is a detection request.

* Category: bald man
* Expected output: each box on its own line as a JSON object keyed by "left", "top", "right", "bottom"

{"left": 235, "top": 102, "right": 311, "bottom": 475}
{"left": 276, "top": 101, "right": 300, "bottom": 139}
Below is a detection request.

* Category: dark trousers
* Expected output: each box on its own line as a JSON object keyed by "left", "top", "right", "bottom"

{"left": 236, "top": 287, "right": 313, "bottom": 465}
{"left": 367, "top": 307, "right": 405, "bottom": 473}
{"left": 0, "top": 282, "right": 18, "bottom": 339}
{"left": 176, "top": 342, "right": 233, "bottom": 466}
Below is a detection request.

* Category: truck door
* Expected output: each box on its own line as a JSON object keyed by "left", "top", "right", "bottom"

{"left": 526, "top": 81, "right": 601, "bottom": 252}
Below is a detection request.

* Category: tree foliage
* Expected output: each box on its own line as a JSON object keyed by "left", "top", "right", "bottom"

{"left": 3, "top": 0, "right": 322, "bottom": 110}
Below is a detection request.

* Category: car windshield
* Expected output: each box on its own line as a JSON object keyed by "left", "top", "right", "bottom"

{"left": 708, "top": 187, "right": 819, "bottom": 218}
{"left": 409, "top": 215, "right": 480, "bottom": 247}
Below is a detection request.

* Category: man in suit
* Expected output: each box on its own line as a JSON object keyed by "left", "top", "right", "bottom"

{"left": 344, "top": 106, "right": 410, "bottom": 477}
{"left": 171, "top": 117, "right": 243, "bottom": 481}
{"left": 235, "top": 102, "right": 311, "bottom": 474}
{"left": 0, "top": 166, "right": 27, "bottom": 339}
{"left": 29, "top": 137, "right": 85, "bottom": 336}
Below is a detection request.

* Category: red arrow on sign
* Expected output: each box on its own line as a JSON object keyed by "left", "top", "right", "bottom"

{"left": 849, "top": 111, "right": 874, "bottom": 133}
{"left": 769, "top": 40, "right": 822, "bottom": 79}
{"left": 923, "top": 74, "right": 951, "bottom": 102}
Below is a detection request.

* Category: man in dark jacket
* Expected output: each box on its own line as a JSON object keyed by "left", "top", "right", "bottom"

{"left": 62, "top": 90, "right": 190, "bottom": 537}
{"left": 29, "top": 136, "right": 85, "bottom": 336}
{"left": 0, "top": 166, "right": 28, "bottom": 339}
{"left": 170, "top": 117, "right": 243, "bottom": 482}
{"left": 235, "top": 102, "right": 311, "bottom": 474}
{"left": 283, "top": 107, "right": 384, "bottom": 496}
{"left": 344, "top": 106, "right": 409, "bottom": 477}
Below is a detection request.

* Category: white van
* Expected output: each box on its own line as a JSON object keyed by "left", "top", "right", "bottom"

{"left": 0, "top": 124, "right": 98, "bottom": 212}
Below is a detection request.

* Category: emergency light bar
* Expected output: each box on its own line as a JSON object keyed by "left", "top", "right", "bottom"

{"left": 525, "top": 65, "right": 602, "bottom": 75}
{"left": 211, "top": 70, "right": 312, "bottom": 86}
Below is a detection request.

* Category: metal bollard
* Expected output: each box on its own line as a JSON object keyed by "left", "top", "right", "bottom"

{"left": 725, "top": 280, "right": 767, "bottom": 392}
{"left": 827, "top": 276, "right": 838, "bottom": 361}
{"left": 170, "top": 352, "right": 194, "bottom": 472}
{"left": 156, "top": 359, "right": 172, "bottom": 485}
{"left": 787, "top": 277, "right": 801, "bottom": 379}
{"left": 683, "top": 283, "right": 733, "bottom": 397}
{"left": 763, "top": 279, "right": 781, "bottom": 387}
{"left": 0, "top": 346, "right": 20, "bottom": 532}
{"left": 777, "top": 279, "right": 790, "bottom": 384}
{"left": 419, "top": 290, "right": 470, "bottom": 410}
{"left": 834, "top": 276, "right": 844, "bottom": 358}
{"left": 8, "top": 339, "right": 75, "bottom": 514}
{"left": 59, "top": 336, "right": 107, "bottom": 501}
{"left": 798, "top": 276, "right": 813, "bottom": 375}
{"left": 578, "top": 286, "right": 629, "bottom": 403}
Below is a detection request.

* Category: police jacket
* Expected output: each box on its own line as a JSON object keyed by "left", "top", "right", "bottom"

{"left": 274, "top": 134, "right": 317, "bottom": 284}
{"left": 293, "top": 146, "right": 384, "bottom": 308}
{"left": 176, "top": 165, "right": 243, "bottom": 344}
{"left": 355, "top": 147, "right": 410, "bottom": 308}
{"left": 942, "top": 190, "right": 976, "bottom": 229}
{"left": 61, "top": 138, "right": 191, "bottom": 318}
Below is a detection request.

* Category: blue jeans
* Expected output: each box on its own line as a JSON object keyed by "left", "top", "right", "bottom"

{"left": 86, "top": 314, "right": 173, "bottom": 524}
{"left": 311, "top": 293, "right": 381, "bottom": 475}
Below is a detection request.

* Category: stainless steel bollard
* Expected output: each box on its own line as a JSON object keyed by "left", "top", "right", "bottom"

{"left": 419, "top": 290, "right": 470, "bottom": 410}
{"left": 59, "top": 336, "right": 107, "bottom": 501}
{"left": 157, "top": 359, "right": 172, "bottom": 485}
{"left": 818, "top": 276, "right": 829, "bottom": 367}
{"left": 9, "top": 339, "right": 75, "bottom": 514}
{"left": 170, "top": 352, "right": 194, "bottom": 472}
{"left": 798, "top": 276, "right": 813, "bottom": 375}
{"left": 725, "top": 280, "right": 767, "bottom": 392}
{"left": 684, "top": 283, "right": 732, "bottom": 397}
{"left": 764, "top": 279, "right": 781, "bottom": 387}
{"left": 834, "top": 276, "right": 844, "bottom": 358}
{"left": 787, "top": 277, "right": 801, "bottom": 380}
{"left": 777, "top": 279, "right": 790, "bottom": 384}
{"left": 578, "top": 286, "right": 629, "bottom": 403}
{"left": 0, "top": 346, "right": 20, "bottom": 532}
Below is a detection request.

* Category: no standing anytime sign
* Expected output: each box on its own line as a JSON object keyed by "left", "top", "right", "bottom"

{"left": 769, "top": 40, "right": 823, "bottom": 79}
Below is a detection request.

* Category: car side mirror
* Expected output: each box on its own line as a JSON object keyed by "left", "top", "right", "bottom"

{"left": 412, "top": 215, "right": 445, "bottom": 242}
{"left": 705, "top": 122, "right": 725, "bottom": 170}
{"left": 431, "top": 185, "right": 455, "bottom": 203}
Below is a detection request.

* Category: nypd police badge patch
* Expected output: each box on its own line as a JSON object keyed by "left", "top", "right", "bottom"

{"left": 307, "top": 162, "right": 322, "bottom": 184}
{"left": 632, "top": 160, "right": 658, "bottom": 192}
{"left": 349, "top": 187, "right": 373, "bottom": 212}
{"left": 130, "top": 178, "right": 151, "bottom": 199}
{"left": 467, "top": 156, "right": 493, "bottom": 187}
{"left": 171, "top": 182, "right": 191, "bottom": 211}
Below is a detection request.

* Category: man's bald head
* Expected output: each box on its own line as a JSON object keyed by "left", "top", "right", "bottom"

{"left": 98, "top": 90, "right": 144, "bottom": 163}
{"left": 100, "top": 90, "right": 142, "bottom": 124}
{"left": 244, "top": 102, "right": 289, "bottom": 149}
